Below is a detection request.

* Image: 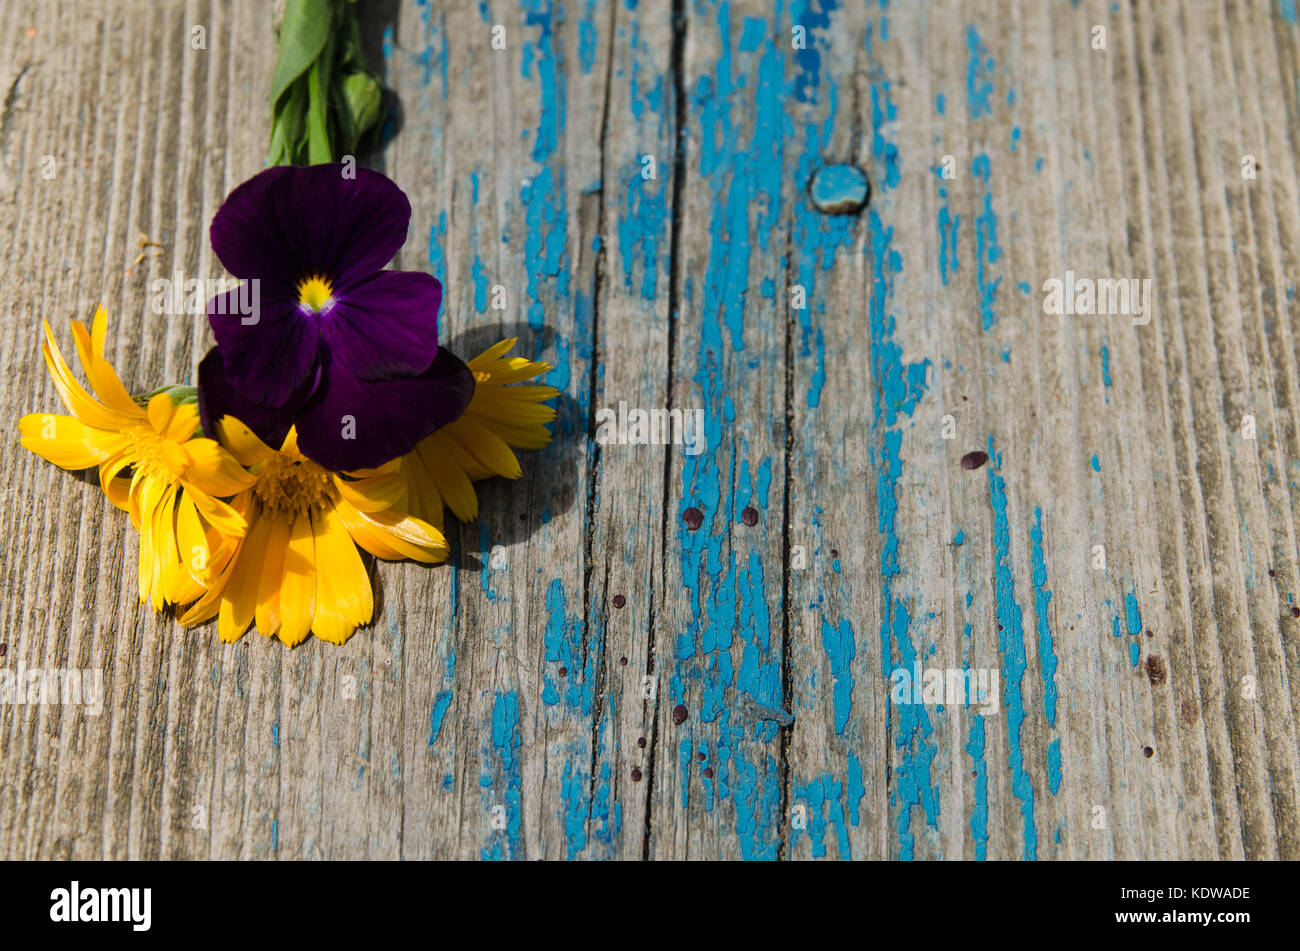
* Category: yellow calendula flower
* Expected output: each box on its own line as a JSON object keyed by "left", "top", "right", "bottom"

{"left": 401, "top": 339, "right": 559, "bottom": 527}
{"left": 18, "top": 308, "right": 254, "bottom": 608}
{"left": 179, "top": 419, "right": 449, "bottom": 646}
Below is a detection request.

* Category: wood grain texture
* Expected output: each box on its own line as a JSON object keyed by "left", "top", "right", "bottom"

{"left": 1, "top": 0, "right": 1299, "bottom": 860}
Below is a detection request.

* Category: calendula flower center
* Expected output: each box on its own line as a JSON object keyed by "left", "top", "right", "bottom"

{"left": 296, "top": 275, "right": 334, "bottom": 313}
{"left": 121, "top": 423, "right": 191, "bottom": 479}
{"left": 252, "top": 454, "right": 335, "bottom": 516}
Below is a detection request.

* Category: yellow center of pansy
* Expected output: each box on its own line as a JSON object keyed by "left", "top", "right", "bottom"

{"left": 296, "top": 275, "right": 334, "bottom": 313}
{"left": 252, "top": 453, "right": 335, "bottom": 517}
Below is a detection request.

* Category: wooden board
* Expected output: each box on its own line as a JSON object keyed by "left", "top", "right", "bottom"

{"left": 1, "top": 0, "right": 1299, "bottom": 860}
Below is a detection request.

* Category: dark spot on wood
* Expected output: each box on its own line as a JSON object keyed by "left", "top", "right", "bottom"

{"left": 1268, "top": 569, "right": 1276, "bottom": 577}
{"left": 637, "top": 736, "right": 646, "bottom": 748}
{"left": 1143, "top": 746, "right": 1154, "bottom": 758}
{"left": 961, "top": 450, "right": 988, "bottom": 470}
{"left": 672, "top": 704, "right": 689, "bottom": 725}
{"left": 1146, "top": 630, "right": 1153, "bottom": 638}
{"left": 696, "top": 751, "right": 706, "bottom": 761}
{"left": 741, "top": 506, "right": 758, "bottom": 526}
{"left": 1181, "top": 699, "right": 1199, "bottom": 725}
{"left": 519, "top": 513, "right": 527, "bottom": 522}
{"left": 612, "top": 594, "right": 626, "bottom": 609}
{"left": 558, "top": 667, "right": 567, "bottom": 677}
{"left": 997, "top": 624, "right": 1003, "bottom": 631}
{"left": 1145, "top": 654, "right": 1167, "bottom": 687}
{"left": 630, "top": 768, "right": 642, "bottom": 782}
{"left": 619, "top": 656, "right": 628, "bottom": 666}
{"left": 0, "top": 643, "right": 6, "bottom": 658}
{"left": 702, "top": 767, "right": 714, "bottom": 779}
{"left": 682, "top": 507, "right": 704, "bottom": 531}
{"left": 830, "top": 549, "right": 839, "bottom": 558}
{"left": 1291, "top": 606, "right": 1299, "bottom": 619}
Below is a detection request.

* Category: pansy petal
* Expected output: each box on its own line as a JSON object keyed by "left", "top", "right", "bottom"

{"left": 209, "top": 164, "right": 410, "bottom": 289}
{"left": 198, "top": 348, "right": 313, "bottom": 453}
{"left": 322, "top": 271, "right": 441, "bottom": 381}
{"left": 294, "top": 345, "right": 474, "bottom": 471}
{"left": 208, "top": 291, "right": 318, "bottom": 406}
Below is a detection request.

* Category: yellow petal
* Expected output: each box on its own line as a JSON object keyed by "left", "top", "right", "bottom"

{"left": 310, "top": 502, "right": 372, "bottom": 644}
{"left": 416, "top": 433, "right": 479, "bottom": 521}
{"left": 255, "top": 513, "right": 293, "bottom": 638}
{"left": 400, "top": 450, "right": 446, "bottom": 529}
{"left": 174, "top": 493, "right": 213, "bottom": 589}
{"left": 132, "top": 473, "right": 169, "bottom": 599}
{"left": 277, "top": 509, "right": 316, "bottom": 646}
{"left": 146, "top": 393, "right": 176, "bottom": 436}
{"left": 216, "top": 507, "right": 273, "bottom": 642}
{"left": 70, "top": 312, "right": 140, "bottom": 417}
{"left": 18, "top": 412, "right": 119, "bottom": 470}
{"left": 332, "top": 497, "right": 406, "bottom": 560}
{"left": 466, "top": 338, "right": 518, "bottom": 370}
{"left": 40, "top": 324, "right": 127, "bottom": 431}
{"left": 187, "top": 486, "right": 248, "bottom": 538}
{"left": 445, "top": 415, "right": 522, "bottom": 481}
{"left": 333, "top": 470, "right": 405, "bottom": 513}
{"left": 335, "top": 497, "right": 448, "bottom": 563}
{"left": 183, "top": 437, "right": 257, "bottom": 497}
{"left": 279, "top": 426, "right": 302, "bottom": 459}
{"left": 214, "top": 416, "right": 276, "bottom": 468}
{"left": 161, "top": 402, "right": 202, "bottom": 443}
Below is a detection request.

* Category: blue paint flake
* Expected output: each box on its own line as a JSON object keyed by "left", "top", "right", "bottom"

{"left": 819, "top": 618, "right": 856, "bottom": 735}
{"left": 965, "top": 26, "right": 995, "bottom": 119}
{"left": 1125, "top": 590, "right": 1142, "bottom": 635}
{"left": 1029, "top": 508, "right": 1059, "bottom": 727}
{"left": 481, "top": 692, "right": 523, "bottom": 860}
{"left": 988, "top": 442, "right": 1038, "bottom": 859}
{"left": 971, "top": 155, "right": 1002, "bottom": 330}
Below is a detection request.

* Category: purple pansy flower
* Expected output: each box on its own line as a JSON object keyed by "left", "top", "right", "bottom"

{"left": 198, "top": 163, "right": 473, "bottom": 471}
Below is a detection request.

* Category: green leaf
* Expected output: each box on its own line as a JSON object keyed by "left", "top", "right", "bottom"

{"left": 340, "top": 71, "right": 382, "bottom": 153}
{"left": 304, "top": 31, "right": 335, "bottom": 164}
{"left": 135, "top": 384, "right": 199, "bottom": 409}
{"left": 268, "top": 76, "right": 308, "bottom": 166}
{"left": 269, "top": 0, "right": 333, "bottom": 111}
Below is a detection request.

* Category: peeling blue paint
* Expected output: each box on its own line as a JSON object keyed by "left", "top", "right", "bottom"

{"left": 482, "top": 691, "right": 523, "bottom": 860}
{"left": 971, "top": 154, "right": 1002, "bottom": 330}
{"left": 988, "top": 441, "right": 1038, "bottom": 859}
{"left": 429, "top": 690, "right": 452, "bottom": 745}
{"left": 820, "top": 617, "right": 855, "bottom": 734}
{"left": 1125, "top": 590, "right": 1142, "bottom": 635}
{"left": 1029, "top": 508, "right": 1059, "bottom": 727}
{"left": 965, "top": 26, "right": 995, "bottom": 119}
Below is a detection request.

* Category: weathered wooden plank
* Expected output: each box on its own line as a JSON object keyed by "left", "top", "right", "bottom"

{"left": 2, "top": 0, "right": 1300, "bottom": 861}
